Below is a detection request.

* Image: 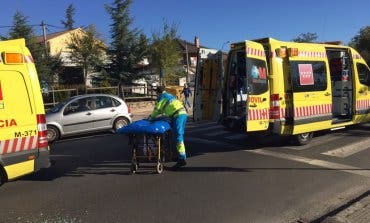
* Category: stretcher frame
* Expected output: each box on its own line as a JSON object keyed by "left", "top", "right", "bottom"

{"left": 128, "top": 131, "right": 174, "bottom": 174}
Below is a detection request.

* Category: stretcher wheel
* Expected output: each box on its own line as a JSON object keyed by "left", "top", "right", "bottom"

{"left": 130, "top": 163, "right": 138, "bottom": 174}
{"left": 156, "top": 163, "right": 164, "bottom": 174}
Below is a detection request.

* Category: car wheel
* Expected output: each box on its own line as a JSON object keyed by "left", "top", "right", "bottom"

{"left": 113, "top": 117, "right": 129, "bottom": 132}
{"left": 292, "top": 132, "right": 313, "bottom": 146}
{"left": 47, "top": 125, "right": 60, "bottom": 142}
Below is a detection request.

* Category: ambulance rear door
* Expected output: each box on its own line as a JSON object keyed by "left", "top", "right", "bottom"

{"left": 245, "top": 41, "right": 270, "bottom": 132}
{"left": 352, "top": 49, "right": 370, "bottom": 122}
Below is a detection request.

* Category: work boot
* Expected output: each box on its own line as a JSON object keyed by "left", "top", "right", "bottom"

{"left": 172, "top": 159, "right": 187, "bottom": 169}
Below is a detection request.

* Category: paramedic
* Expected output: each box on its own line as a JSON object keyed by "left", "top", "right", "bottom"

{"left": 149, "top": 86, "right": 188, "bottom": 168}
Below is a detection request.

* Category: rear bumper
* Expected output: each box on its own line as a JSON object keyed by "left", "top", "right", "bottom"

{"left": 35, "top": 147, "right": 50, "bottom": 170}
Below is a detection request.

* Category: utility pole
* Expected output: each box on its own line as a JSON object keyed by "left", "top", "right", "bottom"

{"left": 41, "top": 20, "right": 48, "bottom": 56}
{"left": 185, "top": 42, "right": 190, "bottom": 84}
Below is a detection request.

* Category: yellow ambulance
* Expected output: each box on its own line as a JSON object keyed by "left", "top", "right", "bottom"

{"left": 222, "top": 38, "right": 370, "bottom": 145}
{"left": 0, "top": 39, "right": 50, "bottom": 184}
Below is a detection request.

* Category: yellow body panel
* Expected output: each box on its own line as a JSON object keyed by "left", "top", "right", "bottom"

{"left": 4, "top": 160, "right": 34, "bottom": 180}
{"left": 0, "top": 38, "right": 49, "bottom": 181}
{"left": 225, "top": 37, "right": 370, "bottom": 136}
{"left": 245, "top": 41, "right": 270, "bottom": 131}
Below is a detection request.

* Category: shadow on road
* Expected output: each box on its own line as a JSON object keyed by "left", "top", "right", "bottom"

{"left": 20, "top": 122, "right": 370, "bottom": 181}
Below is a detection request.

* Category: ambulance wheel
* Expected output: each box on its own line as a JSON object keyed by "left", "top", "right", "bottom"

{"left": 130, "top": 163, "right": 138, "bottom": 174}
{"left": 113, "top": 117, "right": 130, "bottom": 132}
{"left": 47, "top": 125, "right": 60, "bottom": 143}
{"left": 292, "top": 132, "right": 313, "bottom": 146}
{"left": 156, "top": 163, "right": 164, "bottom": 174}
{"left": 0, "top": 166, "right": 7, "bottom": 186}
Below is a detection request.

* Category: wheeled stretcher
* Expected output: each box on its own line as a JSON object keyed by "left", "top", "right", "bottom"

{"left": 118, "top": 119, "right": 174, "bottom": 174}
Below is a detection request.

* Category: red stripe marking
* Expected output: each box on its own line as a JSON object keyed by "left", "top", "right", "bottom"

{"left": 20, "top": 137, "right": 26, "bottom": 151}
{"left": 4, "top": 140, "right": 10, "bottom": 154}
{"left": 0, "top": 81, "right": 3, "bottom": 100}
{"left": 26, "top": 136, "right": 34, "bottom": 150}
{"left": 11, "top": 138, "right": 18, "bottom": 153}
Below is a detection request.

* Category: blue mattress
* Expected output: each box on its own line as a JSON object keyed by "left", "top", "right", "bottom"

{"left": 117, "top": 119, "right": 171, "bottom": 135}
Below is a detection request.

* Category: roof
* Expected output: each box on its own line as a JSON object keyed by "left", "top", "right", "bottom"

{"left": 176, "top": 39, "right": 213, "bottom": 54}
{"left": 34, "top": 28, "right": 82, "bottom": 44}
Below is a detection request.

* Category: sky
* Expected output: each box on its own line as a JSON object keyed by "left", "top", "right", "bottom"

{"left": 0, "top": 0, "right": 369, "bottom": 49}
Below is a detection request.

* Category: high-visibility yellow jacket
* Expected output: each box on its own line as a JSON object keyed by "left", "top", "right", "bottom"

{"left": 151, "top": 91, "right": 187, "bottom": 118}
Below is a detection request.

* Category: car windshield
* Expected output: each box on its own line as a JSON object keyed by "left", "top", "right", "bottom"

{"left": 47, "top": 98, "right": 73, "bottom": 113}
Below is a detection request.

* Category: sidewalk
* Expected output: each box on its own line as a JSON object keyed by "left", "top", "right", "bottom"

{"left": 321, "top": 191, "right": 370, "bottom": 223}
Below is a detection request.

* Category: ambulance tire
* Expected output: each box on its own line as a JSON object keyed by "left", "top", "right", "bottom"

{"left": 47, "top": 125, "right": 60, "bottom": 143}
{"left": 113, "top": 117, "right": 130, "bottom": 132}
{"left": 292, "top": 132, "right": 313, "bottom": 146}
{"left": 0, "top": 166, "right": 6, "bottom": 185}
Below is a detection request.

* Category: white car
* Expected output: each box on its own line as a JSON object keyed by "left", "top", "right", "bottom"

{"left": 46, "top": 94, "right": 132, "bottom": 142}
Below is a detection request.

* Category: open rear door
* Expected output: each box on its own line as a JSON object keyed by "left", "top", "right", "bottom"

{"left": 245, "top": 41, "right": 270, "bottom": 132}
{"left": 223, "top": 41, "right": 269, "bottom": 132}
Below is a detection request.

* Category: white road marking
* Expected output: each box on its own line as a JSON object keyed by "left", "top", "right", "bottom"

{"left": 322, "top": 138, "right": 370, "bottom": 158}
{"left": 187, "top": 137, "right": 233, "bottom": 147}
{"left": 246, "top": 149, "right": 370, "bottom": 178}
{"left": 187, "top": 125, "right": 224, "bottom": 133}
{"left": 281, "top": 135, "right": 346, "bottom": 151}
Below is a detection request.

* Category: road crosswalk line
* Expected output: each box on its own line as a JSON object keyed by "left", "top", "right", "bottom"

{"left": 186, "top": 137, "right": 233, "bottom": 147}
{"left": 321, "top": 138, "right": 370, "bottom": 158}
{"left": 186, "top": 125, "right": 224, "bottom": 133}
{"left": 246, "top": 149, "right": 370, "bottom": 178}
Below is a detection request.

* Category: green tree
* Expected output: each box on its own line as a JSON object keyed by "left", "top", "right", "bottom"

{"left": 61, "top": 4, "right": 75, "bottom": 30}
{"left": 67, "top": 25, "right": 106, "bottom": 91}
{"left": 349, "top": 26, "right": 370, "bottom": 65}
{"left": 105, "top": 0, "right": 148, "bottom": 84}
{"left": 8, "top": 11, "right": 38, "bottom": 52}
{"left": 7, "top": 11, "right": 60, "bottom": 85}
{"left": 150, "top": 21, "right": 183, "bottom": 85}
{"left": 36, "top": 53, "right": 64, "bottom": 87}
{"left": 8, "top": 11, "right": 63, "bottom": 86}
{"left": 292, "top": 32, "right": 318, "bottom": 43}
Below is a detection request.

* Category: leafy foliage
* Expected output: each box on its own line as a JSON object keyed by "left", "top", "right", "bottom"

{"left": 7, "top": 11, "right": 62, "bottom": 85}
{"left": 349, "top": 26, "right": 370, "bottom": 65}
{"left": 36, "top": 53, "right": 64, "bottom": 86}
{"left": 61, "top": 4, "right": 76, "bottom": 30}
{"left": 105, "top": 0, "right": 148, "bottom": 84}
{"left": 8, "top": 11, "right": 38, "bottom": 52}
{"left": 150, "top": 21, "right": 183, "bottom": 85}
{"left": 292, "top": 32, "right": 318, "bottom": 43}
{"left": 67, "top": 25, "right": 106, "bottom": 89}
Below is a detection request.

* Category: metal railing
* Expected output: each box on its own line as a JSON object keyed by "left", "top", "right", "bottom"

{"left": 43, "top": 85, "right": 157, "bottom": 109}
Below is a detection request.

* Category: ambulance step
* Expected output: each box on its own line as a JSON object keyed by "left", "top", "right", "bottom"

{"left": 330, "top": 126, "right": 345, "bottom": 131}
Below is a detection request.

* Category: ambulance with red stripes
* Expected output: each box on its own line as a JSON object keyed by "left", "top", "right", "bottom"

{"left": 0, "top": 39, "right": 50, "bottom": 184}
{"left": 222, "top": 38, "right": 370, "bottom": 145}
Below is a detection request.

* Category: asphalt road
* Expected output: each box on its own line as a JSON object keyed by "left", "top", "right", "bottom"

{"left": 0, "top": 121, "right": 369, "bottom": 223}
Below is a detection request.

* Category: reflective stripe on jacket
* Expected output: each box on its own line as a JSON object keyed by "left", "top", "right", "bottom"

{"left": 151, "top": 91, "right": 186, "bottom": 118}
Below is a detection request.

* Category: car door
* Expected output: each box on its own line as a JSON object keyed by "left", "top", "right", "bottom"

{"left": 61, "top": 97, "right": 94, "bottom": 134}
{"left": 93, "top": 96, "right": 119, "bottom": 130}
